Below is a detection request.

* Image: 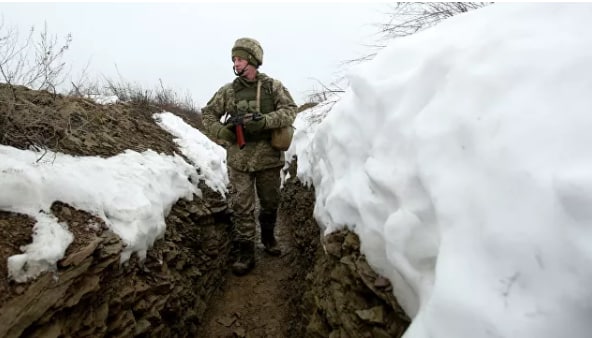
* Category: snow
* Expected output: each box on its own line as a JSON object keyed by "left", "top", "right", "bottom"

{"left": 289, "top": 3, "right": 592, "bottom": 337}
{"left": 153, "top": 112, "right": 228, "bottom": 195}
{"left": 87, "top": 94, "right": 119, "bottom": 105}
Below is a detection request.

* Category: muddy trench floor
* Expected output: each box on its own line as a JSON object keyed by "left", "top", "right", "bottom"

{"left": 197, "top": 223, "right": 298, "bottom": 338}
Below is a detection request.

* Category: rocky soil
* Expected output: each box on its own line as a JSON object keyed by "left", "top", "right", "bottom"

{"left": 0, "top": 84, "right": 232, "bottom": 337}
{"left": 0, "top": 84, "right": 409, "bottom": 337}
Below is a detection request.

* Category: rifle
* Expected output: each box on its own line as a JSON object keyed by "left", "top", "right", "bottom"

{"left": 224, "top": 112, "right": 263, "bottom": 149}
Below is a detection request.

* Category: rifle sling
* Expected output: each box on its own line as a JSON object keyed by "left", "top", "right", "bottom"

{"left": 256, "top": 80, "right": 261, "bottom": 112}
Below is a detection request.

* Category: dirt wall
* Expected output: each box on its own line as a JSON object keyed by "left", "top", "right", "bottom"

{"left": 280, "top": 161, "right": 411, "bottom": 338}
{"left": 0, "top": 190, "right": 231, "bottom": 338}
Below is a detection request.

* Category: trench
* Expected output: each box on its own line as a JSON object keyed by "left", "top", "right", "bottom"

{"left": 0, "top": 87, "right": 409, "bottom": 337}
{"left": 196, "top": 164, "right": 318, "bottom": 338}
{"left": 197, "top": 163, "right": 411, "bottom": 338}
{"left": 0, "top": 165, "right": 409, "bottom": 338}
{"left": 196, "top": 213, "right": 298, "bottom": 337}
{"left": 0, "top": 107, "right": 409, "bottom": 338}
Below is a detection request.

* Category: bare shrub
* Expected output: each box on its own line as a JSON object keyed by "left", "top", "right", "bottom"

{"left": 99, "top": 76, "right": 198, "bottom": 113}
{"left": 381, "top": 2, "right": 490, "bottom": 39}
{"left": 0, "top": 19, "right": 71, "bottom": 94}
{"left": 68, "top": 60, "right": 100, "bottom": 97}
{"left": 305, "top": 77, "right": 345, "bottom": 104}
{"left": 306, "top": 2, "right": 491, "bottom": 105}
{"left": 347, "top": 2, "right": 491, "bottom": 64}
{"left": 104, "top": 77, "right": 151, "bottom": 104}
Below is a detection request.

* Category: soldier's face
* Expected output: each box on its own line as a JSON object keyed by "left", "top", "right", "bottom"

{"left": 233, "top": 56, "right": 249, "bottom": 73}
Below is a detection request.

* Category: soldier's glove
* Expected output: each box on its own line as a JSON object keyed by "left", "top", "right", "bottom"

{"left": 245, "top": 116, "right": 267, "bottom": 133}
{"left": 217, "top": 124, "right": 236, "bottom": 143}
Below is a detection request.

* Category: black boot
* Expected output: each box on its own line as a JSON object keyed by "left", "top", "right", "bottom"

{"left": 231, "top": 240, "right": 255, "bottom": 276}
{"left": 260, "top": 211, "right": 281, "bottom": 256}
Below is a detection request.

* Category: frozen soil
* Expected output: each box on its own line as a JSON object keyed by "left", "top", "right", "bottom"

{"left": 0, "top": 84, "right": 408, "bottom": 337}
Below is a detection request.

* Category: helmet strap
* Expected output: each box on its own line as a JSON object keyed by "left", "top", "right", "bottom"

{"left": 233, "top": 65, "right": 247, "bottom": 77}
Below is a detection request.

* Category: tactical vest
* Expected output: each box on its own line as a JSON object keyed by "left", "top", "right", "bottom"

{"left": 232, "top": 75, "right": 275, "bottom": 140}
{"left": 232, "top": 76, "right": 275, "bottom": 114}
{"left": 223, "top": 73, "right": 289, "bottom": 172}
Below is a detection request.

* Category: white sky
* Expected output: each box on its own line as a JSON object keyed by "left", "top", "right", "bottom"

{"left": 0, "top": 2, "right": 387, "bottom": 105}
{"left": 2, "top": 2, "right": 592, "bottom": 337}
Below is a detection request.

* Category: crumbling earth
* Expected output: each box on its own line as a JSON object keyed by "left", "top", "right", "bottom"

{"left": 0, "top": 84, "right": 409, "bottom": 337}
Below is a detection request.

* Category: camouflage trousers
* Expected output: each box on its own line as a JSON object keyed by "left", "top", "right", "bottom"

{"left": 228, "top": 165, "right": 281, "bottom": 242}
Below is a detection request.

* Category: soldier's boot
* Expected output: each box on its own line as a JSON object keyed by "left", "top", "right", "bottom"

{"left": 231, "top": 240, "right": 255, "bottom": 276}
{"left": 260, "top": 211, "right": 281, "bottom": 257}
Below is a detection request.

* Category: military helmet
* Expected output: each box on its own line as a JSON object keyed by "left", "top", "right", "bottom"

{"left": 231, "top": 37, "right": 263, "bottom": 67}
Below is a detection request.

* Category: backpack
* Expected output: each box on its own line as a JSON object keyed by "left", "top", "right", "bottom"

{"left": 255, "top": 80, "right": 293, "bottom": 151}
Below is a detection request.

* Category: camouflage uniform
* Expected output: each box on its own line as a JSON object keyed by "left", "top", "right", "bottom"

{"left": 202, "top": 38, "right": 297, "bottom": 267}
{"left": 202, "top": 73, "right": 297, "bottom": 174}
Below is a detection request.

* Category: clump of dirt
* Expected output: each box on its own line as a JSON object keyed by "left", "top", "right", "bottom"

{"left": 0, "top": 212, "right": 35, "bottom": 305}
{"left": 0, "top": 201, "right": 108, "bottom": 308}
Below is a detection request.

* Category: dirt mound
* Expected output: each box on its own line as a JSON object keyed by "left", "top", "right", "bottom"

{"left": 0, "top": 83, "right": 194, "bottom": 157}
{"left": 0, "top": 84, "right": 229, "bottom": 337}
{"left": 0, "top": 82, "right": 202, "bottom": 310}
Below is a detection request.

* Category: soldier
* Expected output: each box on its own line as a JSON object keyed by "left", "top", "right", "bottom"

{"left": 201, "top": 37, "right": 297, "bottom": 276}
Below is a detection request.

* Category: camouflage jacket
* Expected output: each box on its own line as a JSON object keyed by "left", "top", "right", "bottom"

{"left": 202, "top": 72, "right": 297, "bottom": 172}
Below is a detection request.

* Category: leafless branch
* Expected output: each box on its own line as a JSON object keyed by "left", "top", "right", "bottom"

{"left": 0, "top": 19, "right": 72, "bottom": 93}
{"left": 343, "top": 2, "right": 491, "bottom": 65}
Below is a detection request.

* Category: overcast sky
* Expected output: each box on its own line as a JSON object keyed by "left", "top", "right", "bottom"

{"left": 0, "top": 2, "right": 388, "bottom": 105}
